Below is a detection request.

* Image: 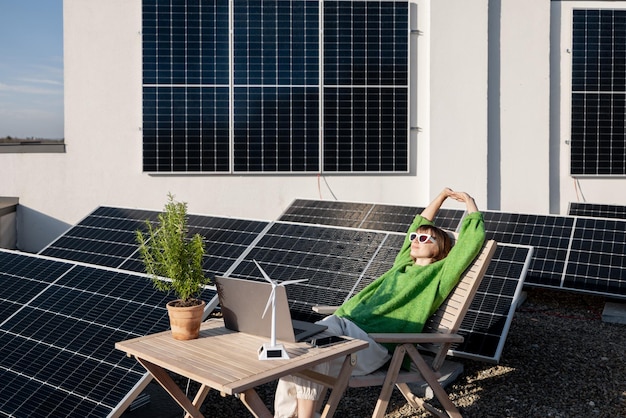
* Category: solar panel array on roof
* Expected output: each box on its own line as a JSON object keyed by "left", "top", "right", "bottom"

{"left": 39, "top": 202, "right": 529, "bottom": 363}
{"left": 3, "top": 199, "right": 534, "bottom": 416}
{"left": 226, "top": 219, "right": 531, "bottom": 363}
{"left": 568, "top": 202, "right": 626, "bottom": 220}
{"left": 281, "top": 199, "right": 626, "bottom": 299}
{"left": 9, "top": 198, "right": 624, "bottom": 415}
{"left": 40, "top": 206, "right": 271, "bottom": 278}
{"left": 0, "top": 250, "right": 215, "bottom": 418}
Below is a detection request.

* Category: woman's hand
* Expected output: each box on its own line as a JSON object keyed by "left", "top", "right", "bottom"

{"left": 449, "top": 191, "right": 479, "bottom": 213}
{"left": 421, "top": 188, "right": 479, "bottom": 220}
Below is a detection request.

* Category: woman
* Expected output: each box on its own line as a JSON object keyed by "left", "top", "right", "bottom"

{"left": 274, "top": 188, "right": 486, "bottom": 418}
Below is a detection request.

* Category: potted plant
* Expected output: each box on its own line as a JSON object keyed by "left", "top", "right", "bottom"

{"left": 136, "top": 193, "right": 210, "bottom": 340}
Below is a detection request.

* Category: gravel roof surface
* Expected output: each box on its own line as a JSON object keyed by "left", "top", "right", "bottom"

{"left": 123, "top": 288, "right": 626, "bottom": 418}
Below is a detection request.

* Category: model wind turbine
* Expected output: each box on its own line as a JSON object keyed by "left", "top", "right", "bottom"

{"left": 254, "top": 259, "right": 308, "bottom": 360}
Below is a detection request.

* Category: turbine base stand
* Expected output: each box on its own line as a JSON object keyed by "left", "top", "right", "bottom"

{"left": 258, "top": 343, "right": 289, "bottom": 360}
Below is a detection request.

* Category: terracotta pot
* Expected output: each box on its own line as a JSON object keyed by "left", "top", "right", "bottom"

{"left": 166, "top": 300, "right": 206, "bottom": 340}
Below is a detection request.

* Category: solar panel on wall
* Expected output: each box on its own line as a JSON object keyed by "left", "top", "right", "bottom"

{"left": 0, "top": 250, "right": 215, "bottom": 418}
{"left": 142, "top": 0, "right": 409, "bottom": 174}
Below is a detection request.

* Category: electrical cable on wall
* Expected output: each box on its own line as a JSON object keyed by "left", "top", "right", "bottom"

{"left": 317, "top": 173, "right": 338, "bottom": 200}
{"left": 574, "top": 178, "right": 586, "bottom": 202}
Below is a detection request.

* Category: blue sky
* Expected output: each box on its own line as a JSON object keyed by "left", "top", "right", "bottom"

{"left": 0, "top": 0, "right": 64, "bottom": 139}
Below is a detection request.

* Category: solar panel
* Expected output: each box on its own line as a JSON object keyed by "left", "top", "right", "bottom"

{"left": 279, "top": 199, "right": 464, "bottom": 232}
{"left": 568, "top": 202, "right": 626, "bottom": 220}
{"left": 40, "top": 206, "right": 270, "bottom": 278}
{"left": 279, "top": 199, "right": 374, "bottom": 228}
{"left": 0, "top": 249, "right": 215, "bottom": 418}
{"left": 142, "top": 0, "right": 409, "bottom": 173}
{"left": 39, "top": 206, "right": 156, "bottom": 270}
{"left": 222, "top": 219, "right": 529, "bottom": 363}
{"left": 227, "top": 222, "right": 390, "bottom": 321}
{"left": 482, "top": 211, "right": 575, "bottom": 288}
{"left": 571, "top": 9, "right": 626, "bottom": 176}
{"left": 566, "top": 217, "right": 626, "bottom": 296}
{"left": 354, "top": 238, "right": 532, "bottom": 362}
{"left": 282, "top": 200, "right": 626, "bottom": 300}
{"left": 364, "top": 205, "right": 464, "bottom": 233}
{"left": 452, "top": 243, "right": 532, "bottom": 362}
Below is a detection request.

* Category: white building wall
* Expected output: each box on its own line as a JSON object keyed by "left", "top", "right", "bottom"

{"left": 498, "top": 0, "right": 552, "bottom": 214}
{"left": 2, "top": 0, "right": 624, "bottom": 252}
{"left": 428, "top": 0, "right": 489, "bottom": 202}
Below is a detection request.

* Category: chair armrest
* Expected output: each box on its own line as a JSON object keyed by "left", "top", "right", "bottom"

{"left": 312, "top": 305, "right": 339, "bottom": 314}
{"left": 368, "top": 332, "right": 464, "bottom": 345}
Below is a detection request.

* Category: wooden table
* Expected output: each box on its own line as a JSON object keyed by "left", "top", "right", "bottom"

{"left": 116, "top": 319, "right": 368, "bottom": 418}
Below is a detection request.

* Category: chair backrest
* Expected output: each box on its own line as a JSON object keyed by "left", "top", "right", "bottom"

{"left": 422, "top": 238, "right": 497, "bottom": 368}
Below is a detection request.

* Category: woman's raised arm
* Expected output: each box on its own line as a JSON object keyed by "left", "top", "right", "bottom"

{"left": 420, "top": 187, "right": 454, "bottom": 221}
{"left": 420, "top": 188, "right": 479, "bottom": 221}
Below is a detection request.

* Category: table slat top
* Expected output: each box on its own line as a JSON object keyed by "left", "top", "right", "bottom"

{"left": 116, "top": 319, "right": 368, "bottom": 394}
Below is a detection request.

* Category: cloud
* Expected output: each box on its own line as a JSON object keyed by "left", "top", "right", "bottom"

{"left": 17, "top": 77, "right": 63, "bottom": 87}
{"left": 0, "top": 81, "right": 62, "bottom": 96}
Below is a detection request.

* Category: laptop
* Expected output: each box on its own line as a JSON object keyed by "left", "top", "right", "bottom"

{"left": 215, "top": 275, "right": 327, "bottom": 343}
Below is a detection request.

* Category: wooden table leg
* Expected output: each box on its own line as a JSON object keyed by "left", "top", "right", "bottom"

{"left": 136, "top": 357, "right": 205, "bottom": 418}
{"left": 319, "top": 353, "right": 357, "bottom": 418}
{"left": 238, "top": 388, "right": 273, "bottom": 418}
{"left": 184, "top": 385, "right": 211, "bottom": 418}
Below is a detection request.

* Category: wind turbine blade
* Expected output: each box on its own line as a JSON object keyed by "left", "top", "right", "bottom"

{"left": 262, "top": 287, "right": 275, "bottom": 319}
{"left": 278, "top": 278, "right": 308, "bottom": 286}
{"left": 253, "top": 259, "right": 276, "bottom": 285}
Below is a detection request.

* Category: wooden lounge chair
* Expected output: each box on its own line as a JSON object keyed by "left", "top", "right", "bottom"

{"left": 304, "top": 238, "right": 497, "bottom": 418}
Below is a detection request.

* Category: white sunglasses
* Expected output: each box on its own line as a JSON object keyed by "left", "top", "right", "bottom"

{"left": 409, "top": 232, "right": 436, "bottom": 243}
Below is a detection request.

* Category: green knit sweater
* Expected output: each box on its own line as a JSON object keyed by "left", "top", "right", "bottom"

{"left": 334, "top": 211, "right": 485, "bottom": 335}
